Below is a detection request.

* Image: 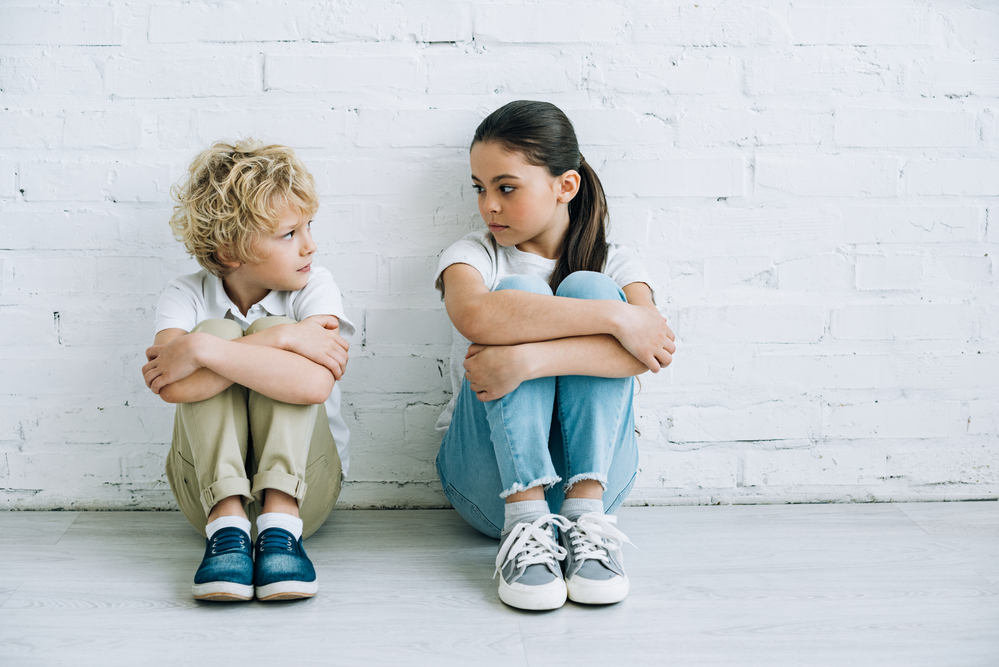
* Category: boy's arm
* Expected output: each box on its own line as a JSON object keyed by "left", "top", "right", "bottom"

{"left": 148, "top": 328, "right": 235, "bottom": 404}
{"left": 462, "top": 283, "right": 675, "bottom": 402}
{"left": 145, "top": 317, "right": 347, "bottom": 405}
{"left": 442, "top": 263, "right": 672, "bottom": 372}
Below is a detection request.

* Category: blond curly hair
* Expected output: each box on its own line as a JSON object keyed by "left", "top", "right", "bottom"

{"left": 168, "top": 140, "right": 319, "bottom": 277}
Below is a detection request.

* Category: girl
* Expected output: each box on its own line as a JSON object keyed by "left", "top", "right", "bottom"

{"left": 434, "top": 101, "right": 676, "bottom": 610}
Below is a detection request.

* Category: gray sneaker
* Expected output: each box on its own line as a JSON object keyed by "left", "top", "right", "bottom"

{"left": 494, "top": 514, "right": 572, "bottom": 610}
{"left": 560, "top": 512, "right": 634, "bottom": 604}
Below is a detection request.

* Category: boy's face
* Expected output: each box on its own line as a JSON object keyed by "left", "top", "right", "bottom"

{"left": 229, "top": 203, "right": 316, "bottom": 294}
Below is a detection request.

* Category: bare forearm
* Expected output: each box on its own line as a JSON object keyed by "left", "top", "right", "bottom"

{"left": 455, "top": 291, "right": 625, "bottom": 345}
{"left": 158, "top": 326, "right": 296, "bottom": 403}
{"left": 158, "top": 368, "right": 235, "bottom": 404}
{"left": 150, "top": 322, "right": 344, "bottom": 405}
{"left": 521, "top": 334, "right": 648, "bottom": 380}
{"left": 155, "top": 326, "right": 292, "bottom": 404}
{"left": 197, "top": 336, "right": 334, "bottom": 404}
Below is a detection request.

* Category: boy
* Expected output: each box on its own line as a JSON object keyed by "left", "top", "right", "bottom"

{"left": 142, "top": 140, "right": 353, "bottom": 601}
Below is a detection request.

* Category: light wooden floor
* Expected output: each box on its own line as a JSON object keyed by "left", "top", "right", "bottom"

{"left": 2, "top": 503, "right": 998, "bottom": 667}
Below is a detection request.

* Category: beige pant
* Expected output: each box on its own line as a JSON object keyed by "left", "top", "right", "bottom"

{"left": 164, "top": 317, "right": 342, "bottom": 539}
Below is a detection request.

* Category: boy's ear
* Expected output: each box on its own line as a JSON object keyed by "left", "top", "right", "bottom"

{"left": 216, "top": 251, "right": 241, "bottom": 270}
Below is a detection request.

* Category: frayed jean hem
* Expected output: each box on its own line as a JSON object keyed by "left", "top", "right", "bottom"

{"left": 564, "top": 473, "right": 608, "bottom": 493}
{"left": 499, "top": 475, "right": 562, "bottom": 499}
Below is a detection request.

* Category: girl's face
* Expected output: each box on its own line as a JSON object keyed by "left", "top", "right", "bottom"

{"left": 469, "top": 141, "right": 580, "bottom": 259}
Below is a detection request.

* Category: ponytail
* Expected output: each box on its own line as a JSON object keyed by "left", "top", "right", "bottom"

{"left": 472, "top": 101, "right": 609, "bottom": 291}
{"left": 550, "top": 155, "right": 608, "bottom": 292}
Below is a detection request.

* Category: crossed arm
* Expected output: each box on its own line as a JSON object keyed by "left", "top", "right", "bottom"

{"left": 142, "top": 315, "right": 349, "bottom": 405}
{"left": 441, "top": 263, "right": 676, "bottom": 402}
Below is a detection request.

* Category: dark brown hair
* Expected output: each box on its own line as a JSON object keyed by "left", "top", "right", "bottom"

{"left": 472, "top": 100, "right": 608, "bottom": 291}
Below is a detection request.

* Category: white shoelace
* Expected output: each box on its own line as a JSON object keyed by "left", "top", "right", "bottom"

{"left": 494, "top": 514, "right": 572, "bottom": 579}
{"left": 567, "top": 513, "right": 635, "bottom": 565}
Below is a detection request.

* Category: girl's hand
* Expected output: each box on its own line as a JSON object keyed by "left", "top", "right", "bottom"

{"left": 282, "top": 315, "right": 350, "bottom": 381}
{"left": 142, "top": 333, "right": 206, "bottom": 394}
{"left": 614, "top": 303, "right": 676, "bottom": 372}
{"left": 464, "top": 344, "right": 530, "bottom": 402}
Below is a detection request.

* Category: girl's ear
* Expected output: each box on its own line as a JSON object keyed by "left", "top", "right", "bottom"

{"left": 555, "top": 169, "right": 581, "bottom": 204}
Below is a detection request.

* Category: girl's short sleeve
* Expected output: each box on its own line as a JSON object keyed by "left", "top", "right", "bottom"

{"left": 434, "top": 234, "right": 496, "bottom": 297}
{"left": 292, "top": 266, "right": 356, "bottom": 337}
{"left": 604, "top": 245, "right": 655, "bottom": 300}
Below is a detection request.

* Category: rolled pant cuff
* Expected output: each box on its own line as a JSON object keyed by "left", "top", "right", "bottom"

{"left": 499, "top": 475, "right": 561, "bottom": 500}
{"left": 564, "top": 473, "right": 608, "bottom": 493}
{"left": 201, "top": 477, "right": 253, "bottom": 514}
{"left": 251, "top": 470, "right": 307, "bottom": 504}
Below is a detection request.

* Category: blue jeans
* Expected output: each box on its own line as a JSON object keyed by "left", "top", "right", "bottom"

{"left": 436, "top": 271, "right": 639, "bottom": 539}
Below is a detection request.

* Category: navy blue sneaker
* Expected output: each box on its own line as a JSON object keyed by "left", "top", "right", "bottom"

{"left": 192, "top": 526, "right": 254, "bottom": 601}
{"left": 254, "top": 527, "right": 318, "bottom": 600}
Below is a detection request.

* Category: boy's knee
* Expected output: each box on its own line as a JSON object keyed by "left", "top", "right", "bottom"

{"left": 190, "top": 318, "right": 243, "bottom": 340}
{"left": 244, "top": 315, "right": 296, "bottom": 335}
{"left": 556, "top": 271, "right": 624, "bottom": 301}
{"left": 495, "top": 275, "right": 553, "bottom": 296}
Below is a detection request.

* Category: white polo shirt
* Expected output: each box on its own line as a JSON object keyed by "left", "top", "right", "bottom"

{"left": 154, "top": 266, "right": 355, "bottom": 476}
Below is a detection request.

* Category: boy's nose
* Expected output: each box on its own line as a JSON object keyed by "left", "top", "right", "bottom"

{"left": 302, "top": 231, "right": 317, "bottom": 255}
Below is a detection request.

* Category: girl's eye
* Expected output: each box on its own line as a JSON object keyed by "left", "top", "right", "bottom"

{"left": 472, "top": 184, "right": 484, "bottom": 194}
{"left": 499, "top": 185, "right": 515, "bottom": 194}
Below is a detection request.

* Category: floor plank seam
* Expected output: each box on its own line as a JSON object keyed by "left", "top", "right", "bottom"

{"left": 0, "top": 581, "right": 25, "bottom": 609}
{"left": 51, "top": 511, "right": 84, "bottom": 547}
{"left": 891, "top": 502, "right": 932, "bottom": 537}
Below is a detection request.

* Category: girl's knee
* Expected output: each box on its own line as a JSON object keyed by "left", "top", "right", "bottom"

{"left": 556, "top": 271, "right": 624, "bottom": 301}
{"left": 495, "top": 274, "right": 553, "bottom": 296}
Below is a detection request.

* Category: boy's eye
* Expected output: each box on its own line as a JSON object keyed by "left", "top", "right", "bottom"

{"left": 283, "top": 231, "right": 294, "bottom": 239}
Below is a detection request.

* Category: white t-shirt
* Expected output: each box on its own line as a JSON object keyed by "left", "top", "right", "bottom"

{"left": 433, "top": 230, "right": 652, "bottom": 434}
{"left": 154, "top": 266, "right": 356, "bottom": 475}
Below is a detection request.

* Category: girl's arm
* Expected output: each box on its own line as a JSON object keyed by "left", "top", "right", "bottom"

{"left": 462, "top": 282, "right": 675, "bottom": 402}
{"left": 442, "top": 263, "right": 673, "bottom": 372}
{"left": 143, "top": 317, "right": 348, "bottom": 405}
{"left": 443, "top": 263, "right": 673, "bottom": 372}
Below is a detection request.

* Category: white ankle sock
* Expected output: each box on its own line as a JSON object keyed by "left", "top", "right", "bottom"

{"left": 503, "top": 499, "right": 551, "bottom": 533}
{"left": 257, "top": 512, "right": 304, "bottom": 540}
{"left": 559, "top": 498, "right": 604, "bottom": 522}
{"left": 205, "top": 515, "right": 251, "bottom": 540}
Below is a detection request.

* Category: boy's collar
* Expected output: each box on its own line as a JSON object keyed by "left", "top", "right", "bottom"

{"left": 256, "top": 288, "right": 289, "bottom": 316}
{"left": 211, "top": 273, "right": 290, "bottom": 321}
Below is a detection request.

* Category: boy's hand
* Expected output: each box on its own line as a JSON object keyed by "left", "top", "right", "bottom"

{"left": 283, "top": 315, "right": 350, "bottom": 381}
{"left": 464, "top": 344, "right": 529, "bottom": 402}
{"left": 142, "top": 333, "right": 206, "bottom": 394}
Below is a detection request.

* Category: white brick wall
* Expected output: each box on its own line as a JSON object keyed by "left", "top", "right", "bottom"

{"left": 1, "top": 0, "right": 996, "bottom": 510}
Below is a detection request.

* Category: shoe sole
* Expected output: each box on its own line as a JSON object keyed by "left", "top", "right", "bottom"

{"left": 256, "top": 580, "right": 319, "bottom": 601}
{"left": 192, "top": 581, "right": 254, "bottom": 601}
{"left": 566, "top": 575, "right": 629, "bottom": 605}
{"left": 498, "top": 578, "right": 567, "bottom": 611}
